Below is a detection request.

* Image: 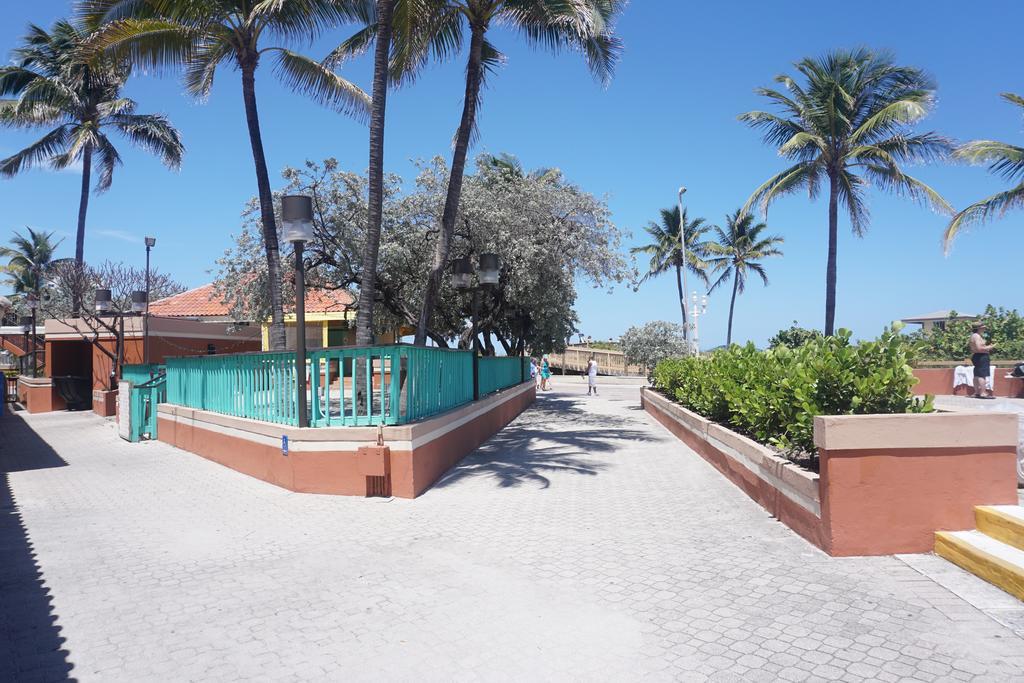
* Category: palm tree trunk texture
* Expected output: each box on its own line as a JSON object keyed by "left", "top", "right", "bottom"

{"left": 73, "top": 142, "right": 93, "bottom": 313}
{"left": 675, "top": 261, "right": 687, "bottom": 330}
{"left": 825, "top": 172, "right": 839, "bottom": 336}
{"left": 414, "top": 25, "right": 486, "bottom": 346}
{"left": 727, "top": 270, "right": 739, "bottom": 346}
{"left": 356, "top": 0, "right": 395, "bottom": 348}
{"left": 241, "top": 62, "right": 286, "bottom": 351}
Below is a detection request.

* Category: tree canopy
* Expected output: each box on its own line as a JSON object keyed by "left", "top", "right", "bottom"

{"left": 215, "top": 154, "right": 630, "bottom": 355}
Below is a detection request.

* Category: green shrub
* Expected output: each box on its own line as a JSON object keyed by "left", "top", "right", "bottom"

{"left": 768, "top": 321, "right": 823, "bottom": 349}
{"left": 910, "top": 305, "right": 1024, "bottom": 361}
{"left": 652, "top": 325, "right": 933, "bottom": 461}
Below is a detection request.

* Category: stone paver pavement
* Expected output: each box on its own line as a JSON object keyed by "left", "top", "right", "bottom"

{"left": 2, "top": 381, "right": 1024, "bottom": 681}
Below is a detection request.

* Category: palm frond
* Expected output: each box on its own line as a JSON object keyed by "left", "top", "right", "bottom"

{"left": 742, "top": 161, "right": 817, "bottom": 216}
{"left": 107, "top": 112, "right": 184, "bottom": 168}
{"left": 954, "top": 139, "right": 1024, "bottom": 182}
{"left": 943, "top": 183, "right": 1024, "bottom": 252}
{"left": 0, "top": 125, "right": 72, "bottom": 176}
{"left": 92, "top": 133, "right": 122, "bottom": 192}
{"left": 269, "top": 48, "right": 371, "bottom": 122}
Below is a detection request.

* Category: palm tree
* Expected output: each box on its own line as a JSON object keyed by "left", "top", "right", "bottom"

{"left": 944, "top": 93, "right": 1024, "bottom": 252}
{"left": 740, "top": 48, "right": 952, "bottom": 335}
{"left": 481, "top": 152, "right": 561, "bottom": 184}
{"left": 1, "top": 227, "right": 61, "bottom": 299}
{"left": 706, "top": 210, "right": 783, "bottom": 345}
{"left": 631, "top": 206, "right": 712, "bottom": 330}
{"left": 0, "top": 19, "right": 184, "bottom": 278}
{"left": 82, "top": 0, "right": 371, "bottom": 350}
{"left": 356, "top": 0, "right": 395, "bottom": 347}
{"left": 398, "top": 0, "right": 624, "bottom": 345}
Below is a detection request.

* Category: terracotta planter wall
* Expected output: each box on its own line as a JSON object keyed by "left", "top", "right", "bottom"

{"left": 642, "top": 387, "right": 1019, "bottom": 556}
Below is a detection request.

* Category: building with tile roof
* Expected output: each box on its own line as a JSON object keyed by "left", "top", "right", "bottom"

{"left": 150, "top": 282, "right": 376, "bottom": 350}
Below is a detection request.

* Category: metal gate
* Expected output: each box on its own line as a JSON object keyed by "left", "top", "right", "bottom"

{"left": 129, "top": 374, "right": 167, "bottom": 442}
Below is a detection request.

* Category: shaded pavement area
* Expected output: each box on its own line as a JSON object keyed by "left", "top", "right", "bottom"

{"left": 2, "top": 382, "right": 1024, "bottom": 681}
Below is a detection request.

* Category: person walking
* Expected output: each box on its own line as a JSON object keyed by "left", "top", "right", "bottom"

{"left": 530, "top": 357, "right": 540, "bottom": 390}
{"left": 587, "top": 354, "right": 599, "bottom": 396}
{"left": 541, "top": 355, "right": 552, "bottom": 391}
{"left": 970, "top": 322, "right": 997, "bottom": 399}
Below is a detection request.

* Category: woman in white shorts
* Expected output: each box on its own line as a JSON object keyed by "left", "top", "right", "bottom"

{"left": 587, "top": 355, "right": 598, "bottom": 396}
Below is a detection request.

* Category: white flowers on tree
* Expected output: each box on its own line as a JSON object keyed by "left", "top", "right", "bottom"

{"left": 621, "top": 321, "right": 687, "bottom": 374}
{"left": 215, "top": 155, "right": 631, "bottom": 353}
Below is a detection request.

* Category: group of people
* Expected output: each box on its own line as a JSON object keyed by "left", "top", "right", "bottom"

{"left": 529, "top": 354, "right": 600, "bottom": 395}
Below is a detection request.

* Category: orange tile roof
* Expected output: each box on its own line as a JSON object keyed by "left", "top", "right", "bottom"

{"left": 150, "top": 282, "right": 354, "bottom": 318}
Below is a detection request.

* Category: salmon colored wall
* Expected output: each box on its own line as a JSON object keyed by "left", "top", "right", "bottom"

{"left": 391, "top": 386, "right": 536, "bottom": 497}
{"left": 17, "top": 379, "right": 65, "bottom": 414}
{"left": 92, "top": 390, "right": 117, "bottom": 417}
{"left": 642, "top": 392, "right": 827, "bottom": 550}
{"left": 643, "top": 388, "right": 1020, "bottom": 557}
{"left": 47, "top": 336, "right": 263, "bottom": 393}
{"left": 820, "top": 445, "right": 1019, "bottom": 556}
{"left": 158, "top": 382, "right": 536, "bottom": 499}
{"left": 912, "top": 367, "right": 1024, "bottom": 397}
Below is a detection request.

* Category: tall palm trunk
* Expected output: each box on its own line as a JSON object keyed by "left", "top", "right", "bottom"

{"left": 727, "top": 270, "right": 739, "bottom": 346}
{"left": 73, "top": 142, "right": 93, "bottom": 313}
{"left": 356, "top": 0, "right": 395, "bottom": 347}
{"left": 825, "top": 171, "right": 839, "bottom": 336}
{"left": 241, "top": 61, "right": 286, "bottom": 351}
{"left": 674, "top": 261, "right": 687, "bottom": 329}
{"left": 414, "top": 24, "right": 486, "bottom": 345}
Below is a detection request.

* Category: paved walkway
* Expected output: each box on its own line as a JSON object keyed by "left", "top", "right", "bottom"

{"left": 2, "top": 384, "right": 1024, "bottom": 681}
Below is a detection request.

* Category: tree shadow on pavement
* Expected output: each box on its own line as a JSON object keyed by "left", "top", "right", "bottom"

{"left": 0, "top": 412, "right": 75, "bottom": 682}
{"left": 435, "top": 396, "right": 655, "bottom": 490}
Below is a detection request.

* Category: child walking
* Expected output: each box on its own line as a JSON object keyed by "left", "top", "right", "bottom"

{"left": 587, "top": 354, "right": 599, "bottom": 396}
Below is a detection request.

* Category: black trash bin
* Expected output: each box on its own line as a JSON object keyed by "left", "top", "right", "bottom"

{"left": 52, "top": 375, "right": 91, "bottom": 411}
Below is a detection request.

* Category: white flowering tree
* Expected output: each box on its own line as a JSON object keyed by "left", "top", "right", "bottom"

{"left": 620, "top": 321, "right": 687, "bottom": 374}
{"left": 215, "top": 155, "right": 632, "bottom": 354}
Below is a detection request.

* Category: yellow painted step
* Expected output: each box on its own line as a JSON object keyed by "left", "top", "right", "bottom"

{"left": 976, "top": 506, "right": 1024, "bottom": 552}
{"left": 935, "top": 530, "right": 1024, "bottom": 602}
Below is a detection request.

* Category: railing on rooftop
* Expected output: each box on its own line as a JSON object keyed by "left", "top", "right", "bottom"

{"left": 162, "top": 344, "right": 527, "bottom": 428}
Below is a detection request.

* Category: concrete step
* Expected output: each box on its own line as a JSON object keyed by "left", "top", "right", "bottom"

{"left": 935, "top": 529, "right": 1024, "bottom": 602}
{"left": 976, "top": 505, "right": 1024, "bottom": 553}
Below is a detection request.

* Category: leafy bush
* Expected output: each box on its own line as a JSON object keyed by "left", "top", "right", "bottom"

{"left": 768, "top": 321, "right": 823, "bottom": 349}
{"left": 621, "top": 321, "right": 686, "bottom": 374}
{"left": 909, "top": 305, "right": 1024, "bottom": 361}
{"left": 653, "top": 326, "right": 933, "bottom": 462}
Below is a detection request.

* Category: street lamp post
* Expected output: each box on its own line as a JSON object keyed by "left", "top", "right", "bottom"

{"left": 282, "top": 195, "right": 315, "bottom": 428}
{"left": 451, "top": 252, "right": 500, "bottom": 401}
{"left": 19, "top": 315, "right": 32, "bottom": 376}
{"left": 144, "top": 236, "right": 156, "bottom": 364}
{"left": 25, "top": 294, "right": 39, "bottom": 377}
{"left": 677, "top": 186, "right": 691, "bottom": 354}
{"left": 690, "top": 291, "right": 708, "bottom": 355}
{"left": 93, "top": 287, "right": 151, "bottom": 389}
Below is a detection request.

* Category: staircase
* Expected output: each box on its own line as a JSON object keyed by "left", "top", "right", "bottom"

{"left": 935, "top": 506, "right": 1024, "bottom": 601}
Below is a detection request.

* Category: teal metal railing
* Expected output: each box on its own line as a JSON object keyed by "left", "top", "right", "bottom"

{"left": 129, "top": 374, "right": 166, "bottom": 442}
{"left": 307, "top": 345, "right": 474, "bottom": 426}
{"left": 478, "top": 356, "right": 529, "bottom": 397}
{"left": 166, "top": 352, "right": 299, "bottom": 426}
{"left": 122, "top": 363, "right": 164, "bottom": 386}
{"left": 163, "top": 345, "right": 525, "bottom": 428}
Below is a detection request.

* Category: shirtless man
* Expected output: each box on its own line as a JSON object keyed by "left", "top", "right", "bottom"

{"left": 969, "top": 322, "right": 996, "bottom": 399}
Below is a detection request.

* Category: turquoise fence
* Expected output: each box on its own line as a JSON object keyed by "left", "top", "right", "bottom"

{"left": 122, "top": 363, "right": 164, "bottom": 386}
{"left": 163, "top": 345, "right": 526, "bottom": 429}
{"left": 129, "top": 374, "right": 166, "bottom": 442}
{"left": 166, "top": 352, "right": 299, "bottom": 426}
{"left": 478, "top": 356, "right": 529, "bottom": 397}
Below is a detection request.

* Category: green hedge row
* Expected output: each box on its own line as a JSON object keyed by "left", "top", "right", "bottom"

{"left": 652, "top": 327, "right": 933, "bottom": 458}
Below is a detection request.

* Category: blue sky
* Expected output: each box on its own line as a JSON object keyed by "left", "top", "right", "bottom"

{"left": 1, "top": 1, "right": 1022, "bottom": 348}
